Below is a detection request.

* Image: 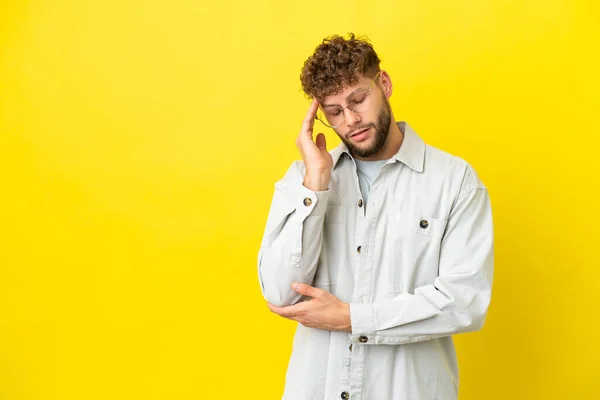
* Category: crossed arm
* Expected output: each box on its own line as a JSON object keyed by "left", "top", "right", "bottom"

{"left": 265, "top": 186, "right": 494, "bottom": 344}
{"left": 267, "top": 282, "right": 352, "bottom": 332}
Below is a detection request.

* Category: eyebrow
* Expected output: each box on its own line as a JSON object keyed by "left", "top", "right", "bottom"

{"left": 321, "top": 87, "right": 368, "bottom": 108}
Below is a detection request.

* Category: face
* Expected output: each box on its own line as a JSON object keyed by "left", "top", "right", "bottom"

{"left": 319, "top": 74, "right": 392, "bottom": 159}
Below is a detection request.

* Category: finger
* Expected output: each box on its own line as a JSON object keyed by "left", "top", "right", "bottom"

{"left": 315, "top": 133, "right": 327, "bottom": 150}
{"left": 267, "top": 302, "right": 286, "bottom": 316}
{"left": 292, "top": 282, "right": 321, "bottom": 298}
{"left": 295, "top": 136, "right": 305, "bottom": 156}
{"left": 300, "top": 99, "right": 319, "bottom": 138}
{"left": 304, "top": 99, "right": 319, "bottom": 123}
{"left": 267, "top": 302, "right": 302, "bottom": 319}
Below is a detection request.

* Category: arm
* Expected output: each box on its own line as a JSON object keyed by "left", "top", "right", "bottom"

{"left": 258, "top": 99, "right": 333, "bottom": 307}
{"left": 350, "top": 174, "right": 494, "bottom": 345}
{"left": 258, "top": 161, "right": 330, "bottom": 307}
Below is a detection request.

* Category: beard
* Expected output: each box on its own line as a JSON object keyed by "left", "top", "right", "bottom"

{"left": 337, "top": 95, "right": 392, "bottom": 158}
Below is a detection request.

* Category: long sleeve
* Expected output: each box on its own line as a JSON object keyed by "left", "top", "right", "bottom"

{"left": 350, "top": 173, "right": 494, "bottom": 345}
{"left": 258, "top": 161, "right": 330, "bottom": 307}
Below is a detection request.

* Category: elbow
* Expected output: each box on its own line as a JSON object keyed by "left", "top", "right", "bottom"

{"left": 258, "top": 270, "right": 301, "bottom": 307}
{"left": 258, "top": 251, "right": 302, "bottom": 307}
{"left": 471, "top": 296, "right": 492, "bottom": 332}
{"left": 462, "top": 296, "right": 491, "bottom": 333}
{"left": 467, "top": 311, "right": 488, "bottom": 333}
{"left": 450, "top": 309, "right": 487, "bottom": 335}
{"left": 263, "top": 289, "right": 301, "bottom": 308}
{"left": 452, "top": 289, "right": 491, "bottom": 334}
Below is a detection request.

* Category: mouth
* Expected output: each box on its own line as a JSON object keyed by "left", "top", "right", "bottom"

{"left": 349, "top": 126, "right": 371, "bottom": 142}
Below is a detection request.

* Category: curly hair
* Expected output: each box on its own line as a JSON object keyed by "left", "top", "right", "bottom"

{"left": 300, "top": 33, "right": 381, "bottom": 100}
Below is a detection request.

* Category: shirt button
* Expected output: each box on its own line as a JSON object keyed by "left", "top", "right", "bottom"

{"left": 357, "top": 199, "right": 363, "bottom": 207}
{"left": 341, "top": 392, "right": 350, "bottom": 399}
{"left": 357, "top": 245, "right": 361, "bottom": 254}
{"left": 420, "top": 219, "right": 429, "bottom": 229}
{"left": 359, "top": 336, "right": 368, "bottom": 343}
{"left": 303, "top": 197, "right": 313, "bottom": 207}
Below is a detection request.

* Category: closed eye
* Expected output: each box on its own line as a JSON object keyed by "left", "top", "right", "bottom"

{"left": 350, "top": 95, "right": 368, "bottom": 105}
{"left": 326, "top": 109, "right": 343, "bottom": 117}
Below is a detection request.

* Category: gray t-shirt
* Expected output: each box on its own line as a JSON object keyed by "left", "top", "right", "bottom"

{"left": 354, "top": 158, "right": 389, "bottom": 212}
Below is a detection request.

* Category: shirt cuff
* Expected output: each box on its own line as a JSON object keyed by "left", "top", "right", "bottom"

{"left": 349, "top": 303, "right": 376, "bottom": 344}
{"left": 296, "top": 184, "right": 330, "bottom": 218}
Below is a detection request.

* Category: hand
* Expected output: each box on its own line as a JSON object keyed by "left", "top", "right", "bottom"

{"left": 295, "top": 100, "right": 333, "bottom": 191}
{"left": 267, "top": 283, "right": 351, "bottom": 332}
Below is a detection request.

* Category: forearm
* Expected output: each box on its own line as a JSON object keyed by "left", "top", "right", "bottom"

{"left": 258, "top": 179, "right": 330, "bottom": 307}
{"left": 349, "top": 267, "right": 492, "bottom": 345}
{"left": 350, "top": 187, "right": 494, "bottom": 345}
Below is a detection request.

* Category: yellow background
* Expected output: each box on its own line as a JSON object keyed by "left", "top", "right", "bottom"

{"left": 1, "top": 0, "right": 598, "bottom": 399}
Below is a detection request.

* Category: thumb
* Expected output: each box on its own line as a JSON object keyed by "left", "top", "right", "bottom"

{"left": 292, "top": 282, "right": 320, "bottom": 298}
{"left": 315, "top": 133, "right": 327, "bottom": 150}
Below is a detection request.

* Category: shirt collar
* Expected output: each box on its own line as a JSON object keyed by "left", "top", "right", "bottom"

{"left": 330, "top": 121, "right": 425, "bottom": 172}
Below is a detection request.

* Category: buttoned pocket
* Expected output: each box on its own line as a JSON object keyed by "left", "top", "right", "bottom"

{"left": 313, "top": 205, "right": 343, "bottom": 288}
{"left": 389, "top": 212, "right": 447, "bottom": 294}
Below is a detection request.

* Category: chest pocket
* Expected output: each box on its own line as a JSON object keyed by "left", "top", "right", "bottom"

{"left": 389, "top": 211, "right": 448, "bottom": 294}
{"left": 313, "top": 205, "right": 343, "bottom": 288}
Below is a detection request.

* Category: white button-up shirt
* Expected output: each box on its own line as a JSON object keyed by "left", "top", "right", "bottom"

{"left": 258, "top": 122, "right": 494, "bottom": 400}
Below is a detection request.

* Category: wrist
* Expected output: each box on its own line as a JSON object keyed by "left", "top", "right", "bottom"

{"left": 341, "top": 302, "right": 352, "bottom": 332}
{"left": 303, "top": 172, "right": 330, "bottom": 191}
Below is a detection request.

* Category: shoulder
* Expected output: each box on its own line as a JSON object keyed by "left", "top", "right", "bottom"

{"left": 424, "top": 144, "right": 487, "bottom": 196}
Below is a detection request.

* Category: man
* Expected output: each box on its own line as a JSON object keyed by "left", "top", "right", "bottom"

{"left": 257, "top": 33, "right": 493, "bottom": 400}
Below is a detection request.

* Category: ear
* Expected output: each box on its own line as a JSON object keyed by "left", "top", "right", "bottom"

{"left": 379, "top": 70, "right": 393, "bottom": 99}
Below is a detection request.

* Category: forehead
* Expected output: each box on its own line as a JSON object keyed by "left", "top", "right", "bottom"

{"left": 320, "top": 74, "right": 372, "bottom": 106}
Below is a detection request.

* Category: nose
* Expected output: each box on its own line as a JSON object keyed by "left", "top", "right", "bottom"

{"left": 343, "top": 107, "right": 361, "bottom": 127}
